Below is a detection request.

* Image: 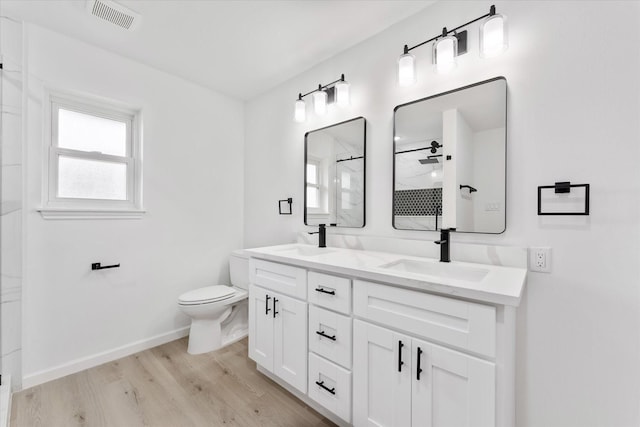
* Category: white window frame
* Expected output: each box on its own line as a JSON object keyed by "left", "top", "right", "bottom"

{"left": 40, "top": 89, "right": 144, "bottom": 219}
{"left": 306, "top": 158, "right": 322, "bottom": 213}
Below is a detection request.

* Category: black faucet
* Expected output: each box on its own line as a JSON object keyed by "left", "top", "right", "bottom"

{"left": 308, "top": 224, "right": 327, "bottom": 248}
{"left": 434, "top": 228, "right": 454, "bottom": 262}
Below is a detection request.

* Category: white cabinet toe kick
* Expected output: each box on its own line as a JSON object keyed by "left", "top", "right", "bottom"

{"left": 246, "top": 251, "right": 525, "bottom": 427}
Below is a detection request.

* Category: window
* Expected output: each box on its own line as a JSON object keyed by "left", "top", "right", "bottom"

{"left": 41, "top": 91, "right": 143, "bottom": 219}
{"left": 306, "top": 161, "right": 320, "bottom": 209}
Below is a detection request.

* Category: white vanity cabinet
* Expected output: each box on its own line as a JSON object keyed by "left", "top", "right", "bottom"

{"left": 353, "top": 320, "right": 495, "bottom": 427}
{"left": 353, "top": 279, "right": 498, "bottom": 427}
{"left": 248, "top": 260, "right": 308, "bottom": 394}
{"left": 246, "top": 245, "right": 525, "bottom": 427}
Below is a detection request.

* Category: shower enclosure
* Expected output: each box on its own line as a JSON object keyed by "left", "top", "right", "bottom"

{"left": 0, "top": 10, "right": 24, "bottom": 398}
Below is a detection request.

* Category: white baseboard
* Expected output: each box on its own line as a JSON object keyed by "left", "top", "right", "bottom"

{"left": 22, "top": 327, "right": 190, "bottom": 390}
{"left": 0, "top": 374, "right": 11, "bottom": 427}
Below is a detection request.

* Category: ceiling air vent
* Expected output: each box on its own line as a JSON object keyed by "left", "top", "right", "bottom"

{"left": 86, "top": 0, "right": 140, "bottom": 31}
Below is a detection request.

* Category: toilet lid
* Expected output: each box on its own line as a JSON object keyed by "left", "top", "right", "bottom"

{"left": 178, "top": 286, "right": 236, "bottom": 305}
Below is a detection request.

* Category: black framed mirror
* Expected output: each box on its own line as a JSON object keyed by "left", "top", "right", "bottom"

{"left": 304, "top": 117, "right": 366, "bottom": 228}
{"left": 393, "top": 77, "right": 507, "bottom": 233}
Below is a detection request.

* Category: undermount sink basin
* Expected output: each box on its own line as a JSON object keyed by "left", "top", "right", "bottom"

{"left": 273, "top": 245, "right": 336, "bottom": 257}
{"left": 379, "top": 259, "right": 489, "bottom": 282}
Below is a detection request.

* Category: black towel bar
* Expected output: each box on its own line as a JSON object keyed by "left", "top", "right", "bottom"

{"left": 91, "top": 263, "right": 120, "bottom": 271}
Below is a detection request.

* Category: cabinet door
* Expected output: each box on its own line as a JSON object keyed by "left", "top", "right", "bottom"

{"left": 353, "top": 320, "right": 411, "bottom": 427}
{"left": 412, "top": 338, "right": 496, "bottom": 427}
{"left": 273, "top": 292, "right": 308, "bottom": 393}
{"left": 248, "top": 285, "right": 274, "bottom": 370}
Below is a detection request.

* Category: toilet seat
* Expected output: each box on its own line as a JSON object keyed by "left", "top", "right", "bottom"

{"left": 178, "top": 285, "right": 236, "bottom": 305}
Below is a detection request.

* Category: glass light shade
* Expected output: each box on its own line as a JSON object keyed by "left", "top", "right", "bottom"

{"left": 480, "top": 14, "right": 508, "bottom": 58}
{"left": 335, "top": 80, "right": 350, "bottom": 107}
{"left": 433, "top": 35, "right": 458, "bottom": 73}
{"left": 294, "top": 98, "right": 306, "bottom": 122}
{"left": 313, "top": 90, "right": 328, "bottom": 115}
{"left": 398, "top": 53, "right": 416, "bottom": 86}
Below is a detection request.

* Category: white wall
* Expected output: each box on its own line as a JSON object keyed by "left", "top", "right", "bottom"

{"left": 244, "top": 1, "right": 640, "bottom": 426}
{"left": 473, "top": 127, "right": 505, "bottom": 231}
{"left": 22, "top": 24, "right": 245, "bottom": 384}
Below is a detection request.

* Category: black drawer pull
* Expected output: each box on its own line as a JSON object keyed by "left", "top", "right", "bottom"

{"left": 315, "top": 287, "right": 336, "bottom": 295}
{"left": 265, "top": 295, "right": 271, "bottom": 316}
{"left": 315, "top": 380, "right": 336, "bottom": 395}
{"left": 398, "top": 340, "right": 404, "bottom": 372}
{"left": 315, "top": 330, "right": 336, "bottom": 341}
{"left": 416, "top": 346, "right": 424, "bottom": 381}
{"left": 273, "top": 298, "right": 279, "bottom": 318}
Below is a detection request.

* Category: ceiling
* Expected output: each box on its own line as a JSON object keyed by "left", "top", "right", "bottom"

{"left": 3, "top": 0, "right": 434, "bottom": 100}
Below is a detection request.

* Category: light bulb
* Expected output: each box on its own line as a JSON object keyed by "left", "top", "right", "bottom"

{"left": 431, "top": 170, "right": 437, "bottom": 178}
{"left": 313, "top": 89, "right": 328, "bottom": 115}
{"left": 433, "top": 33, "right": 458, "bottom": 74}
{"left": 294, "top": 97, "right": 306, "bottom": 123}
{"left": 480, "top": 13, "right": 508, "bottom": 58}
{"left": 398, "top": 50, "right": 416, "bottom": 86}
{"left": 335, "top": 78, "right": 350, "bottom": 107}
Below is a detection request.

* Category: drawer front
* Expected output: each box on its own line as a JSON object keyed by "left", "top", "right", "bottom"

{"left": 308, "top": 353, "right": 352, "bottom": 423}
{"left": 353, "top": 280, "right": 496, "bottom": 358}
{"left": 250, "top": 259, "right": 307, "bottom": 300}
{"left": 309, "top": 306, "right": 352, "bottom": 369}
{"left": 307, "top": 271, "right": 351, "bottom": 315}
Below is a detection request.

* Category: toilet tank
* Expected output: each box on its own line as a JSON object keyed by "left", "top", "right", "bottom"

{"left": 229, "top": 250, "right": 250, "bottom": 290}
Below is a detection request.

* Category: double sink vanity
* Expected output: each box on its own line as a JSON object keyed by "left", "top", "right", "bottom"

{"left": 246, "top": 243, "right": 526, "bottom": 427}
{"left": 246, "top": 76, "right": 521, "bottom": 426}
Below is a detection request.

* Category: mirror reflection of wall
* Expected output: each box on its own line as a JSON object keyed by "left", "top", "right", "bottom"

{"left": 393, "top": 77, "right": 506, "bottom": 233}
{"left": 305, "top": 117, "right": 366, "bottom": 228}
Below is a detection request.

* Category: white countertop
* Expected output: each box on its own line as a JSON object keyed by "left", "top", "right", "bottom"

{"left": 245, "top": 243, "right": 527, "bottom": 307}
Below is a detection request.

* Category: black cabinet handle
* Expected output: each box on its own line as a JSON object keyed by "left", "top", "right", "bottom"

{"left": 265, "top": 295, "right": 271, "bottom": 316}
{"left": 315, "top": 380, "right": 336, "bottom": 395}
{"left": 315, "top": 330, "right": 336, "bottom": 341}
{"left": 273, "top": 298, "right": 279, "bottom": 318}
{"left": 398, "top": 340, "right": 405, "bottom": 372}
{"left": 416, "top": 347, "right": 423, "bottom": 381}
{"left": 315, "top": 287, "right": 336, "bottom": 295}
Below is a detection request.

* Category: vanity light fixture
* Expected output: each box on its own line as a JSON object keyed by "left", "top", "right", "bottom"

{"left": 334, "top": 78, "right": 350, "bottom": 107}
{"left": 480, "top": 6, "right": 508, "bottom": 57}
{"left": 398, "top": 48, "right": 416, "bottom": 87}
{"left": 433, "top": 28, "right": 458, "bottom": 73}
{"left": 294, "top": 94, "right": 306, "bottom": 123}
{"left": 312, "top": 86, "right": 328, "bottom": 115}
{"left": 293, "top": 74, "right": 350, "bottom": 122}
{"left": 398, "top": 4, "right": 507, "bottom": 85}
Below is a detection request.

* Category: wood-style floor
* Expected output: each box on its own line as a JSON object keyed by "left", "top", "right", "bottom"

{"left": 10, "top": 337, "right": 335, "bottom": 427}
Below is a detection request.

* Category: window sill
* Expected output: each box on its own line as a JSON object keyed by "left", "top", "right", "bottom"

{"left": 38, "top": 208, "right": 146, "bottom": 220}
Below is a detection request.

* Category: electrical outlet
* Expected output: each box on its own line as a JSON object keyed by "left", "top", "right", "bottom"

{"left": 484, "top": 202, "right": 500, "bottom": 212}
{"left": 530, "top": 247, "right": 552, "bottom": 273}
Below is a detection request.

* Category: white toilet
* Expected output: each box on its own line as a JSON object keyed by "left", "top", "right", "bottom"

{"left": 178, "top": 250, "right": 249, "bottom": 355}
